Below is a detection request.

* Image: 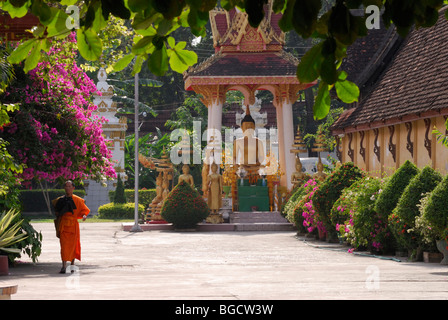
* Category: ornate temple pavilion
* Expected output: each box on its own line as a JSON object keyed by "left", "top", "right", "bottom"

{"left": 184, "top": 3, "right": 314, "bottom": 189}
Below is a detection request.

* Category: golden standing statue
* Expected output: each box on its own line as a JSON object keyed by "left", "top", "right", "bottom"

{"left": 178, "top": 164, "right": 195, "bottom": 188}
{"left": 291, "top": 157, "right": 310, "bottom": 188}
{"left": 207, "top": 163, "right": 223, "bottom": 214}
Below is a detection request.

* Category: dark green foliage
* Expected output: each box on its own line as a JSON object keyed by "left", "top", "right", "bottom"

{"left": 98, "top": 202, "right": 145, "bottom": 219}
{"left": 161, "top": 181, "right": 209, "bottom": 229}
{"left": 374, "top": 160, "right": 419, "bottom": 219}
{"left": 423, "top": 173, "right": 448, "bottom": 239}
{"left": 389, "top": 166, "right": 442, "bottom": 252}
{"left": 312, "top": 162, "right": 364, "bottom": 238}
{"left": 19, "top": 189, "right": 86, "bottom": 213}
{"left": 113, "top": 175, "right": 126, "bottom": 204}
{"left": 109, "top": 189, "right": 157, "bottom": 210}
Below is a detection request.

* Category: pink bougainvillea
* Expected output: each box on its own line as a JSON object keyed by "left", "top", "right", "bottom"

{"left": 2, "top": 33, "right": 116, "bottom": 187}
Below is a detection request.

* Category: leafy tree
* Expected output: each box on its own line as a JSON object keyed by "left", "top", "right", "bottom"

{"left": 114, "top": 175, "right": 127, "bottom": 204}
{"left": 1, "top": 34, "right": 116, "bottom": 214}
{"left": 3, "top": 0, "right": 447, "bottom": 121}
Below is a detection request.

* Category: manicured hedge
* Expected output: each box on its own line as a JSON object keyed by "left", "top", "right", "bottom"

{"left": 374, "top": 160, "right": 419, "bottom": 219}
{"left": 19, "top": 189, "right": 86, "bottom": 212}
{"left": 389, "top": 166, "right": 442, "bottom": 252}
{"left": 109, "top": 189, "right": 156, "bottom": 209}
{"left": 422, "top": 173, "right": 448, "bottom": 240}
{"left": 97, "top": 202, "right": 145, "bottom": 219}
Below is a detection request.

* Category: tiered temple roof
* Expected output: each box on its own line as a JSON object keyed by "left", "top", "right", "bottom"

{"left": 332, "top": 7, "right": 448, "bottom": 134}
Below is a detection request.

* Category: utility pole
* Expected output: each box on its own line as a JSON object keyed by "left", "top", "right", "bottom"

{"left": 130, "top": 72, "right": 142, "bottom": 232}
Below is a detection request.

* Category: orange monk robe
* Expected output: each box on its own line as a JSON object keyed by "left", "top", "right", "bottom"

{"left": 59, "top": 195, "right": 90, "bottom": 262}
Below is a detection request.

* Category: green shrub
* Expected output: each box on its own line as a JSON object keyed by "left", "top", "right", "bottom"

{"left": 161, "top": 181, "right": 209, "bottom": 229}
{"left": 114, "top": 175, "right": 126, "bottom": 204}
{"left": 288, "top": 179, "right": 320, "bottom": 233}
{"left": 342, "top": 177, "right": 393, "bottom": 253}
{"left": 19, "top": 189, "right": 86, "bottom": 213}
{"left": 389, "top": 166, "right": 442, "bottom": 253}
{"left": 98, "top": 202, "right": 145, "bottom": 219}
{"left": 109, "top": 189, "right": 156, "bottom": 209}
{"left": 374, "top": 160, "right": 419, "bottom": 219}
{"left": 422, "top": 173, "right": 448, "bottom": 240}
{"left": 312, "top": 162, "right": 364, "bottom": 239}
{"left": 282, "top": 183, "right": 310, "bottom": 220}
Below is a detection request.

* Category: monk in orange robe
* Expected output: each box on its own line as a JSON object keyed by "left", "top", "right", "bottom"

{"left": 53, "top": 181, "right": 90, "bottom": 274}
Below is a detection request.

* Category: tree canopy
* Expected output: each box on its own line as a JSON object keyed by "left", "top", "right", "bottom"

{"left": 3, "top": 0, "right": 448, "bottom": 120}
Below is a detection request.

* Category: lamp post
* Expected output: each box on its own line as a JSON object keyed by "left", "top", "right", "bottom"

{"left": 130, "top": 72, "right": 142, "bottom": 232}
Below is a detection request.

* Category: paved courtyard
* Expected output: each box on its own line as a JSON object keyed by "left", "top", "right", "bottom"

{"left": 1, "top": 222, "right": 448, "bottom": 300}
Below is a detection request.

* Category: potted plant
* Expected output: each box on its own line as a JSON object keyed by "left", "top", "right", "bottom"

{"left": 420, "top": 173, "right": 448, "bottom": 264}
{"left": 0, "top": 209, "right": 28, "bottom": 275}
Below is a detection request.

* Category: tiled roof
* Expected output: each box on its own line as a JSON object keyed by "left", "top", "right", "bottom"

{"left": 0, "top": 13, "right": 39, "bottom": 41}
{"left": 332, "top": 7, "right": 448, "bottom": 133}
{"left": 186, "top": 51, "right": 299, "bottom": 78}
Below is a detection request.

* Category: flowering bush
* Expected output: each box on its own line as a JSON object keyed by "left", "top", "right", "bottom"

{"left": 337, "top": 176, "right": 392, "bottom": 253}
{"left": 1, "top": 33, "right": 115, "bottom": 187}
{"left": 282, "top": 180, "right": 316, "bottom": 232}
{"left": 161, "top": 181, "right": 209, "bottom": 229}
{"left": 312, "top": 162, "right": 364, "bottom": 240}
{"left": 421, "top": 173, "right": 448, "bottom": 241}
{"left": 389, "top": 166, "right": 442, "bottom": 254}
{"left": 289, "top": 179, "right": 323, "bottom": 234}
{"left": 413, "top": 193, "right": 439, "bottom": 249}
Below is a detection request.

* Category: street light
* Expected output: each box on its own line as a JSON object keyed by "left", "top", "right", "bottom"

{"left": 130, "top": 71, "right": 142, "bottom": 232}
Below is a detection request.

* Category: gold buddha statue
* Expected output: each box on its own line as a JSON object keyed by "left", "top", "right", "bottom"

{"left": 177, "top": 164, "right": 195, "bottom": 188}
{"left": 233, "top": 105, "right": 265, "bottom": 176}
{"left": 291, "top": 157, "right": 310, "bottom": 188}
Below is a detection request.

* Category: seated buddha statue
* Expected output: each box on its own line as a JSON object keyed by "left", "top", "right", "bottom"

{"left": 233, "top": 105, "right": 265, "bottom": 176}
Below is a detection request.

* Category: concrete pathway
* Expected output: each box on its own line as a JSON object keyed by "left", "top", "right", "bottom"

{"left": 1, "top": 222, "right": 448, "bottom": 300}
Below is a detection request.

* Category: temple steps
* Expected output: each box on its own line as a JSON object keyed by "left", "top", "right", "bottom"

{"left": 123, "top": 211, "right": 295, "bottom": 232}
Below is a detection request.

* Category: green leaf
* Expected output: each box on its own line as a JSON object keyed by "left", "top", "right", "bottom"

{"left": 168, "top": 47, "right": 198, "bottom": 73}
{"left": 296, "top": 42, "right": 323, "bottom": 83}
{"left": 1, "top": 0, "right": 30, "bottom": 18}
{"left": 292, "top": 0, "right": 322, "bottom": 38}
{"left": 313, "top": 81, "right": 331, "bottom": 120}
{"left": 77, "top": 28, "right": 103, "bottom": 61}
{"left": 60, "top": 0, "right": 78, "bottom": 4}
{"left": 113, "top": 53, "right": 135, "bottom": 72}
{"left": 335, "top": 77, "right": 360, "bottom": 104}
{"left": 320, "top": 54, "right": 338, "bottom": 85}
{"left": 149, "top": 46, "right": 169, "bottom": 76}
{"left": 278, "top": 0, "right": 296, "bottom": 31}
{"left": 46, "top": 8, "right": 71, "bottom": 38}
{"left": 24, "top": 40, "right": 45, "bottom": 73}
{"left": 132, "top": 36, "right": 154, "bottom": 55}
{"left": 7, "top": 38, "right": 36, "bottom": 64}
{"left": 127, "top": 0, "right": 151, "bottom": 12}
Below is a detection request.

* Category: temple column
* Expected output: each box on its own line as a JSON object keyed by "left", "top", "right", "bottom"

{"left": 194, "top": 85, "right": 225, "bottom": 144}
{"left": 281, "top": 100, "right": 295, "bottom": 191}
{"left": 274, "top": 84, "right": 301, "bottom": 191}
{"left": 275, "top": 102, "right": 286, "bottom": 187}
